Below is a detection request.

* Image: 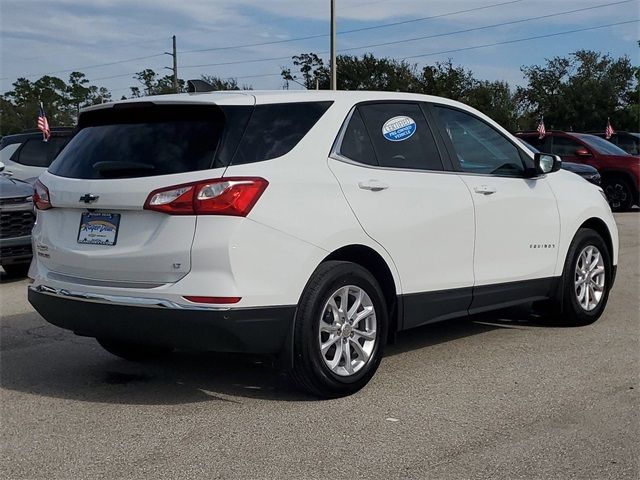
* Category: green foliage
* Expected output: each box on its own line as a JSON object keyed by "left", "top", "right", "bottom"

{"left": 200, "top": 75, "right": 252, "bottom": 91}
{"left": 1, "top": 50, "right": 636, "bottom": 136}
{"left": 517, "top": 50, "right": 637, "bottom": 131}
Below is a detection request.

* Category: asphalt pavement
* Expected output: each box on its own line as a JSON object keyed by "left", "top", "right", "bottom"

{"left": 1, "top": 213, "right": 638, "bottom": 480}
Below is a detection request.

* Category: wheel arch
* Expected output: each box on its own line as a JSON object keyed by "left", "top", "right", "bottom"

{"left": 579, "top": 217, "right": 614, "bottom": 261}
{"left": 322, "top": 244, "right": 400, "bottom": 343}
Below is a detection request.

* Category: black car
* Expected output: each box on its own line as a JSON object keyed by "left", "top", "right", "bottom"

{"left": 0, "top": 171, "right": 35, "bottom": 276}
{"left": 517, "top": 138, "right": 601, "bottom": 185}
{"left": 589, "top": 131, "right": 640, "bottom": 156}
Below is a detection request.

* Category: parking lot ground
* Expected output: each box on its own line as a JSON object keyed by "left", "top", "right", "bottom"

{"left": 1, "top": 213, "right": 638, "bottom": 480}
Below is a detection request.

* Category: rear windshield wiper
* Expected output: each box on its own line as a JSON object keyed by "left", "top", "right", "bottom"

{"left": 92, "top": 161, "right": 155, "bottom": 175}
{"left": 93, "top": 161, "right": 155, "bottom": 172}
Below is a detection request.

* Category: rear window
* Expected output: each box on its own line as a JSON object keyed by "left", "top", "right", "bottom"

{"left": 49, "top": 104, "right": 252, "bottom": 179}
{"left": 49, "top": 101, "right": 332, "bottom": 179}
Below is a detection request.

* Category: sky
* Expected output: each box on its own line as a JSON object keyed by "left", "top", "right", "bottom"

{"left": 1, "top": 0, "right": 638, "bottom": 98}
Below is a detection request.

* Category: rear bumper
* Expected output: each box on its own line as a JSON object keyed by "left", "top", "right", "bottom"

{"left": 28, "top": 286, "right": 296, "bottom": 354}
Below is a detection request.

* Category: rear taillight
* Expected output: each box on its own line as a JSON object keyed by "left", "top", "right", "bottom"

{"left": 33, "top": 180, "right": 52, "bottom": 210}
{"left": 144, "top": 177, "right": 268, "bottom": 216}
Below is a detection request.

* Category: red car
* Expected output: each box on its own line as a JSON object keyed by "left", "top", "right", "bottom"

{"left": 516, "top": 131, "right": 640, "bottom": 211}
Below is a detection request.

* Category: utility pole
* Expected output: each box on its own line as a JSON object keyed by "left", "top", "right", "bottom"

{"left": 330, "top": 0, "right": 336, "bottom": 90}
{"left": 165, "top": 35, "right": 179, "bottom": 93}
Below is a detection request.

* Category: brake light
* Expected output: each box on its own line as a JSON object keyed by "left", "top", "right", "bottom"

{"left": 144, "top": 177, "right": 268, "bottom": 216}
{"left": 33, "top": 180, "right": 52, "bottom": 210}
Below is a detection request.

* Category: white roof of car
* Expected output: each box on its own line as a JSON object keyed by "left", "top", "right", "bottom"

{"left": 82, "top": 89, "right": 467, "bottom": 112}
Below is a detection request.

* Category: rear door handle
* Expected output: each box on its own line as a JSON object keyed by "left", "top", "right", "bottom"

{"left": 358, "top": 180, "right": 389, "bottom": 192}
{"left": 473, "top": 185, "right": 497, "bottom": 195}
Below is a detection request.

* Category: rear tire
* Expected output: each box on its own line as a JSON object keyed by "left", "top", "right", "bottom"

{"left": 97, "top": 338, "right": 173, "bottom": 362}
{"left": 603, "top": 176, "right": 634, "bottom": 211}
{"left": 291, "top": 261, "right": 388, "bottom": 398}
{"left": 550, "top": 228, "right": 612, "bottom": 326}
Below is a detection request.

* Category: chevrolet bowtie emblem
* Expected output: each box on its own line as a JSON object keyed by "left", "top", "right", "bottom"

{"left": 79, "top": 193, "right": 99, "bottom": 204}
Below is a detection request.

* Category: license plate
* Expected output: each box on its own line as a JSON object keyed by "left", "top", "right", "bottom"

{"left": 77, "top": 212, "right": 121, "bottom": 246}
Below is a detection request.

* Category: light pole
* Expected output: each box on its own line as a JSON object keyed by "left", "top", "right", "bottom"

{"left": 330, "top": 0, "right": 336, "bottom": 90}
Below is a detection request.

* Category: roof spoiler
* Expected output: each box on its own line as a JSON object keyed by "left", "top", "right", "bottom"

{"left": 187, "top": 79, "right": 215, "bottom": 93}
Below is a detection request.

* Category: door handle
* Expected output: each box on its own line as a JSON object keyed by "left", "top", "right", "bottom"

{"left": 473, "top": 185, "right": 497, "bottom": 195}
{"left": 358, "top": 180, "right": 389, "bottom": 192}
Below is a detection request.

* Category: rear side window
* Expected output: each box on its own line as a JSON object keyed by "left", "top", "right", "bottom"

{"left": 14, "top": 139, "right": 48, "bottom": 167}
{"left": 338, "top": 109, "right": 377, "bottom": 166}
{"left": 232, "top": 102, "right": 332, "bottom": 165}
{"left": 358, "top": 103, "right": 443, "bottom": 170}
{"left": 49, "top": 104, "right": 252, "bottom": 179}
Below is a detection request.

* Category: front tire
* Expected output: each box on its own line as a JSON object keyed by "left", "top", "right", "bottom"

{"left": 291, "top": 261, "right": 388, "bottom": 398}
{"left": 553, "top": 228, "right": 612, "bottom": 326}
{"left": 603, "top": 176, "right": 634, "bottom": 211}
{"left": 97, "top": 338, "right": 173, "bottom": 362}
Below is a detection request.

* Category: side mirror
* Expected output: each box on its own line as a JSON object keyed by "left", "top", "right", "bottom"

{"left": 575, "top": 147, "right": 591, "bottom": 156}
{"left": 534, "top": 153, "right": 562, "bottom": 175}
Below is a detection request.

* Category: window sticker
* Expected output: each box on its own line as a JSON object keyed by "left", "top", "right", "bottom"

{"left": 382, "top": 116, "right": 417, "bottom": 142}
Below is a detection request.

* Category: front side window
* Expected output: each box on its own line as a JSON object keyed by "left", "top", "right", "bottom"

{"left": 356, "top": 103, "right": 443, "bottom": 170}
{"left": 435, "top": 107, "right": 524, "bottom": 176}
{"left": 574, "top": 133, "right": 629, "bottom": 156}
{"left": 550, "top": 136, "right": 586, "bottom": 156}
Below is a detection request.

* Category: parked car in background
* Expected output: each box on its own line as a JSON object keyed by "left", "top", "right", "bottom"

{"left": 0, "top": 166, "right": 35, "bottom": 277}
{"left": 0, "top": 128, "right": 74, "bottom": 180}
{"left": 516, "top": 131, "right": 639, "bottom": 211}
{"left": 517, "top": 138, "right": 601, "bottom": 185}
{"left": 589, "top": 131, "right": 640, "bottom": 156}
{"left": 28, "top": 91, "right": 618, "bottom": 397}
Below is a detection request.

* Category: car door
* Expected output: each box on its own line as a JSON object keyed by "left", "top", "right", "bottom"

{"left": 432, "top": 105, "right": 561, "bottom": 313}
{"left": 329, "top": 102, "right": 475, "bottom": 328}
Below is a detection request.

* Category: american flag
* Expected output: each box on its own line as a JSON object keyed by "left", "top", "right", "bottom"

{"left": 37, "top": 103, "right": 51, "bottom": 142}
{"left": 537, "top": 116, "right": 546, "bottom": 139}
{"left": 605, "top": 118, "right": 615, "bottom": 139}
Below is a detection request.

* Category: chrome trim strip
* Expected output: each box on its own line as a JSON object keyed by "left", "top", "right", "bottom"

{"left": 30, "top": 285, "right": 231, "bottom": 311}
{"left": 47, "top": 272, "right": 165, "bottom": 289}
{"left": 0, "top": 201, "right": 33, "bottom": 212}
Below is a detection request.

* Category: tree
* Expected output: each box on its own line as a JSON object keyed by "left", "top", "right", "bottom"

{"left": 518, "top": 50, "right": 637, "bottom": 131}
{"left": 418, "top": 59, "right": 476, "bottom": 100}
{"left": 129, "top": 69, "right": 184, "bottom": 97}
{"left": 281, "top": 53, "right": 419, "bottom": 91}
{"left": 200, "top": 75, "right": 252, "bottom": 90}
{"left": 282, "top": 53, "right": 329, "bottom": 89}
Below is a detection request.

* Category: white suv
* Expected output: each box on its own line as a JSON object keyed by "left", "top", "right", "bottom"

{"left": 28, "top": 91, "right": 618, "bottom": 397}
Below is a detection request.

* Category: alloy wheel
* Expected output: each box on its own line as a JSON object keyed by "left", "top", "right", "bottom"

{"left": 318, "top": 285, "right": 377, "bottom": 377}
{"left": 574, "top": 245, "right": 606, "bottom": 311}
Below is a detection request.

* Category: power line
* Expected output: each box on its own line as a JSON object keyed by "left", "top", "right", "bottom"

{"left": 180, "top": 3, "right": 635, "bottom": 71}
{"left": 178, "top": 0, "right": 524, "bottom": 54}
{"left": 336, "top": 0, "right": 636, "bottom": 54}
{"left": 401, "top": 19, "right": 639, "bottom": 61}
{"left": 1, "top": 0, "right": 523, "bottom": 82}
{"left": 1, "top": 52, "right": 165, "bottom": 81}
{"left": 187, "top": 19, "right": 638, "bottom": 84}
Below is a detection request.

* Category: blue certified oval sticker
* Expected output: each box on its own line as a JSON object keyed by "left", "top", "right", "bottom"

{"left": 382, "top": 116, "right": 416, "bottom": 142}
